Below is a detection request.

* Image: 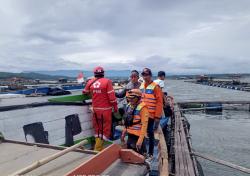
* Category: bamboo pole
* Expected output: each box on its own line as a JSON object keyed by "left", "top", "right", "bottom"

{"left": 193, "top": 151, "right": 250, "bottom": 174}
{"left": 10, "top": 140, "right": 88, "bottom": 176}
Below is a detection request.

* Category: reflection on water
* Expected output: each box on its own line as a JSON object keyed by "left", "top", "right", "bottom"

{"left": 167, "top": 80, "right": 250, "bottom": 176}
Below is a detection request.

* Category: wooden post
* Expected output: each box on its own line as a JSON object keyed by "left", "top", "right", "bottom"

{"left": 10, "top": 140, "right": 88, "bottom": 176}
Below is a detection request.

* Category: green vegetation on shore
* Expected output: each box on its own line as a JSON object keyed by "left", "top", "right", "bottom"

{"left": 0, "top": 72, "right": 72, "bottom": 80}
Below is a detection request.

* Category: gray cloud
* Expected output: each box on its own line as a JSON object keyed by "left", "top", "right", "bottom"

{"left": 0, "top": 0, "right": 250, "bottom": 74}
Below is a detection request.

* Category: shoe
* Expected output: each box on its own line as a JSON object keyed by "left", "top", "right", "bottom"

{"left": 94, "top": 137, "right": 104, "bottom": 151}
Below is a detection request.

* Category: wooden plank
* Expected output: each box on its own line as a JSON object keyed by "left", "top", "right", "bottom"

{"left": 179, "top": 116, "right": 189, "bottom": 176}
{"left": 66, "top": 144, "right": 121, "bottom": 176}
{"left": 48, "top": 94, "right": 91, "bottom": 103}
{"left": 175, "top": 111, "right": 181, "bottom": 176}
{"left": 179, "top": 121, "right": 188, "bottom": 176}
{"left": 174, "top": 106, "right": 196, "bottom": 176}
{"left": 102, "top": 159, "right": 148, "bottom": 176}
{"left": 9, "top": 140, "right": 89, "bottom": 176}
{"left": 119, "top": 149, "right": 145, "bottom": 164}
{"left": 0, "top": 142, "right": 92, "bottom": 176}
{"left": 179, "top": 118, "right": 195, "bottom": 176}
{"left": 174, "top": 109, "right": 179, "bottom": 176}
{"left": 177, "top": 114, "right": 187, "bottom": 176}
{"left": 156, "top": 127, "right": 169, "bottom": 176}
{"left": 4, "top": 139, "right": 98, "bottom": 155}
{"left": 175, "top": 111, "right": 185, "bottom": 176}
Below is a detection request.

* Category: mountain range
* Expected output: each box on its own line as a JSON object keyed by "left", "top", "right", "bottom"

{"left": 25, "top": 70, "right": 133, "bottom": 78}
{"left": 0, "top": 72, "right": 72, "bottom": 80}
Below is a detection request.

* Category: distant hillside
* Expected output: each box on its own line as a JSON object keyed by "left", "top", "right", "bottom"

{"left": 29, "top": 70, "right": 132, "bottom": 78}
{"left": 0, "top": 72, "right": 72, "bottom": 80}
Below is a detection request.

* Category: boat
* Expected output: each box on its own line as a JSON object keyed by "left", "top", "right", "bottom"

{"left": 3, "top": 90, "right": 249, "bottom": 175}
{"left": 0, "top": 137, "right": 148, "bottom": 176}
{"left": 0, "top": 91, "right": 173, "bottom": 175}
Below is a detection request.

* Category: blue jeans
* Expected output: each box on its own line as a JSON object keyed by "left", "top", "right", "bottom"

{"left": 147, "top": 118, "right": 155, "bottom": 155}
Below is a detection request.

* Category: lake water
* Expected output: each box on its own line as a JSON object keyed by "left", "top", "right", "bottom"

{"left": 166, "top": 80, "right": 250, "bottom": 176}
{"left": 0, "top": 79, "right": 249, "bottom": 175}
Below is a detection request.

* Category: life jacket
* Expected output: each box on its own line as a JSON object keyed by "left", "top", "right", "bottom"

{"left": 140, "top": 82, "right": 157, "bottom": 117}
{"left": 126, "top": 102, "right": 146, "bottom": 137}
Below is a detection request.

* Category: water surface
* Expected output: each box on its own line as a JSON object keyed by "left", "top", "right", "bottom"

{"left": 166, "top": 80, "right": 250, "bottom": 176}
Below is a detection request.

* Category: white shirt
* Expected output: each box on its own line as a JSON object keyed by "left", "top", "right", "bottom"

{"left": 154, "top": 79, "right": 165, "bottom": 89}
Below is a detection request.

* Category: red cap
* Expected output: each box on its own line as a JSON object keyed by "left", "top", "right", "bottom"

{"left": 93, "top": 66, "right": 104, "bottom": 74}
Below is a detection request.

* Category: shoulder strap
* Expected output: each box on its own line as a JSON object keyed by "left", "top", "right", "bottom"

{"left": 133, "top": 104, "right": 142, "bottom": 125}
{"left": 88, "top": 77, "right": 101, "bottom": 90}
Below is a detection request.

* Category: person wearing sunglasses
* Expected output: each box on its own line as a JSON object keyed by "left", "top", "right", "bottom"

{"left": 115, "top": 70, "right": 141, "bottom": 98}
{"left": 120, "top": 89, "right": 149, "bottom": 155}
{"left": 139, "top": 68, "right": 163, "bottom": 160}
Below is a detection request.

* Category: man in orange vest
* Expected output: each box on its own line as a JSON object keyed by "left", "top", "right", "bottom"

{"left": 121, "top": 89, "right": 149, "bottom": 154}
{"left": 83, "top": 66, "right": 118, "bottom": 151}
{"left": 140, "top": 68, "right": 163, "bottom": 158}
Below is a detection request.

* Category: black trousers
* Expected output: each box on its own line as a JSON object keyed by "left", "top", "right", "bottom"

{"left": 147, "top": 118, "right": 155, "bottom": 155}
{"left": 127, "top": 133, "right": 146, "bottom": 155}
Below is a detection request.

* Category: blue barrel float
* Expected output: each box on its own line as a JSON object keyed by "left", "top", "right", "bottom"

{"left": 205, "top": 102, "right": 222, "bottom": 115}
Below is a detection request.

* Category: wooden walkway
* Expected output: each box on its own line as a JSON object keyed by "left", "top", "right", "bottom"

{"left": 155, "top": 126, "right": 169, "bottom": 176}
{"left": 174, "top": 105, "right": 197, "bottom": 176}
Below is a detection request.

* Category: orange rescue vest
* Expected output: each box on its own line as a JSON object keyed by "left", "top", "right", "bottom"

{"left": 127, "top": 102, "right": 146, "bottom": 137}
{"left": 140, "top": 82, "right": 157, "bottom": 117}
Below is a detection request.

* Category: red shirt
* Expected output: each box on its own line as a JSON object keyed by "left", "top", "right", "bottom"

{"left": 83, "top": 78, "right": 117, "bottom": 110}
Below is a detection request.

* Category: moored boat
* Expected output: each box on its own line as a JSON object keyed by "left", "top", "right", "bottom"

{"left": 3, "top": 92, "right": 238, "bottom": 175}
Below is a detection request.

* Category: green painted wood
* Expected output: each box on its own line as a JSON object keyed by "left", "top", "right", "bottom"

{"left": 48, "top": 94, "right": 91, "bottom": 103}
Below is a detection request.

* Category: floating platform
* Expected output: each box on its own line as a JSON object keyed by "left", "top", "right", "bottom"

{"left": 192, "top": 80, "right": 250, "bottom": 92}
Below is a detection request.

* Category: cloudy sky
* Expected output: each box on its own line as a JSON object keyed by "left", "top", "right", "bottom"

{"left": 0, "top": 0, "right": 250, "bottom": 74}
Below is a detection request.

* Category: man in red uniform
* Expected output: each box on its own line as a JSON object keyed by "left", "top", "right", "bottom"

{"left": 83, "top": 66, "right": 118, "bottom": 151}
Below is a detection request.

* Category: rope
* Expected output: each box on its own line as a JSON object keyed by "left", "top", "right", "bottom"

{"left": 192, "top": 151, "right": 250, "bottom": 174}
